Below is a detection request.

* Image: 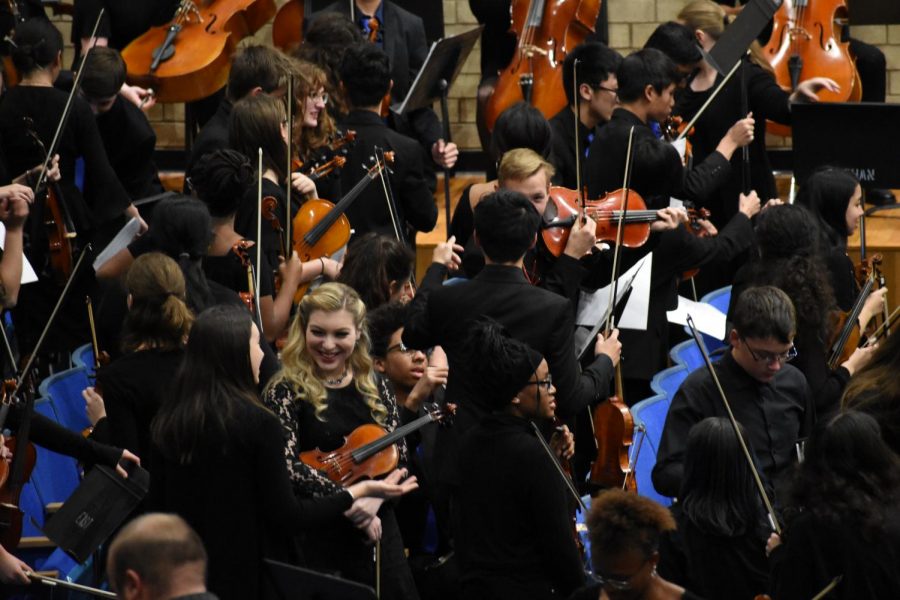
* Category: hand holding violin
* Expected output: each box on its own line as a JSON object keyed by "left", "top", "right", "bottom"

{"left": 765, "top": 532, "right": 782, "bottom": 557}
{"left": 406, "top": 365, "right": 449, "bottom": 412}
{"left": 290, "top": 171, "right": 318, "bottom": 198}
{"left": 841, "top": 344, "right": 877, "bottom": 376}
{"left": 13, "top": 155, "right": 60, "bottom": 187}
{"left": 550, "top": 425, "right": 575, "bottom": 460}
{"left": 81, "top": 386, "right": 107, "bottom": 426}
{"left": 739, "top": 190, "right": 761, "bottom": 219}
{"left": 858, "top": 287, "right": 888, "bottom": 331}
{"left": 120, "top": 84, "right": 157, "bottom": 111}
{"left": 595, "top": 329, "right": 622, "bottom": 367}
{"left": 563, "top": 215, "right": 597, "bottom": 259}
{"left": 790, "top": 77, "right": 840, "bottom": 103}
{"left": 0, "top": 185, "right": 33, "bottom": 231}
{"left": 431, "top": 235, "right": 463, "bottom": 271}
{"left": 279, "top": 250, "right": 304, "bottom": 288}
{"left": 649, "top": 207, "right": 688, "bottom": 232}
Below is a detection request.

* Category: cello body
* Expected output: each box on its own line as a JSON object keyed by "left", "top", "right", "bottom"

{"left": 122, "top": 0, "right": 276, "bottom": 103}
{"left": 272, "top": 0, "right": 303, "bottom": 52}
{"left": 763, "top": 0, "right": 861, "bottom": 136}
{"left": 484, "top": 0, "right": 601, "bottom": 131}
{"left": 0, "top": 436, "right": 37, "bottom": 549}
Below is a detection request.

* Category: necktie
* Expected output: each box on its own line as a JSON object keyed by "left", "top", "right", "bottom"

{"left": 366, "top": 17, "right": 380, "bottom": 44}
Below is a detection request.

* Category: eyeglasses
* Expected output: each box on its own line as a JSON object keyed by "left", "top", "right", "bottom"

{"left": 741, "top": 338, "right": 797, "bottom": 364}
{"left": 589, "top": 572, "right": 633, "bottom": 591}
{"left": 527, "top": 374, "right": 553, "bottom": 391}
{"left": 310, "top": 92, "right": 329, "bottom": 105}
{"left": 386, "top": 341, "right": 419, "bottom": 356}
{"left": 590, "top": 84, "right": 618, "bottom": 96}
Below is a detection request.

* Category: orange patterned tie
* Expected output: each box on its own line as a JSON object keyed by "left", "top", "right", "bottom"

{"left": 366, "top": 17, "right": 380, "bottom": 44}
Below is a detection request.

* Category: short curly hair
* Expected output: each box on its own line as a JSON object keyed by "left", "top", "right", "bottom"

{"left": 587, "top": 489, "right": 675, "bottom": 559}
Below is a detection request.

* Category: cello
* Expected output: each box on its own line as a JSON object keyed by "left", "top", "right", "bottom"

{"left": 483, "top": 0, "right": 601, "bottom": 131}
{"left": 272, "top": 0, "right": 303, "bottom": 52}
{"left": 121, "top": 0, "right": 276, "bottom": 103}
{"left": 763, "top": 0, "right": 861, "bottom": 137}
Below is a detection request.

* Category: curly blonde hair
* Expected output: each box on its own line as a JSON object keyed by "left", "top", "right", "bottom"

{"left": 267, "top": 282, "right": 386, "bottom": 423}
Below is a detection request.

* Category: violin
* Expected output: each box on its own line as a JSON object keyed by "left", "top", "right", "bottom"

{"left": 483, "top": 0, "right": 601, "bottom": 131}
{"left": 230, "top": 239, "right": 258, "bottom": 315}
{"left": 299, "top": 403, "right": 452, "bottom": 485}
{"left": 0, "top": 378, "right": 37, "bottom": 550}
{"left": 291, "top": 152, "right": 394, "bottom": 303}
{"left": 763, "top": 0, "right": 861, "bottom": 137}
{"left": 121, "top": 0, "right": 276, "bottom": 103}
{"left": 292, "top": 130, "right": 357, "bottom": 182}
{"left": 663, "top": 116, "right": 694, "bottom": 168}
{"left": 589, "top": 397, "right": 636, "bottom": 491}
{"left": 827, "top": 254, "right": 884, "bottom": 370}
{"left": 682, "top": 206, "right": 713, "bottom": 281}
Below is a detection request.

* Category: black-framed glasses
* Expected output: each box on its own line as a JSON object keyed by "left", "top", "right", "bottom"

{"left": 741, "top": 338, "right": 797, "bottom": 364}
{"left": 386, "top": 341, "right": 418, "bottom": 356}
{"left": 527, "top": 374, "right": 553, "bottom": 391}
{"left": 589, "top": 84, "right": 618, "bottom": 96}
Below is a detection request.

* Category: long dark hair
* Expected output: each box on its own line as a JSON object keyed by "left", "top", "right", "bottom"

{"left": 12, "top": 19, "right": 62, "bottom": 75}
{"left": 680, "top": 417, "right": 769, "bottom": 538}
{"left": 751, "top": 204, "right": 835, "bottom": 343}
{"left": 787, "top": 410, "right": 900, "bottom": 540}
{"left": 842, "top": 332, "right": 900, "bottom": 454}
{"left": 148, "top": 195, "right": 216, "bottom": 313}
{"left": 229, "top": 94, "right": 288, "bottom": 183}
{"left": 337, "top": 233, "right": 414, "bottom": 310}
{"left": 151, "top": 306, "right": 259, "bottom": 464}
{"left": 795, "top": 167, "right": 859, "bottom": 252}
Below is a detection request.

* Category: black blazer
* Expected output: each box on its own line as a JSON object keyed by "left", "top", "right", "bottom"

{"left": 337, "top": 109, "right": 437, "bottom": 239}
{"left": 317, "top": 1, "right": 443, "bottom": 150}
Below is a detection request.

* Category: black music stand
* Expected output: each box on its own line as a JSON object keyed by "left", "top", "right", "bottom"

{"left": 263, "top": 559, "right": 377, "bottom": 600}
{"left": 791, "top": 102, "right": 900, "bottom": 191}
{"left": 703, "top": 0, "right": 782, "bottom": 75}
{"left": 396, "top": 26, "right": 483, "bottom": 236}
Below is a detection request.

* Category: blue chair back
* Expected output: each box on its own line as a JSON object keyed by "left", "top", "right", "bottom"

{"left": 650, "top": 365, "right": 688, "bottom": 400}
{"left": 72, "top": 344, "right": 95, "bottom": 370}
{"left": 696, "top": 285, "right": 732, "bottom": 352}
{"left": 39, "top": 367, "right": 92, "bottom": 432}
{"left": 630, "top": 394, "right": 674, "bottom": 506}
{"left": 30, "top": 398, "right": 82, "bottom": 508}
{"left": 669, "top": 339, "right": 706, "bottom": 373}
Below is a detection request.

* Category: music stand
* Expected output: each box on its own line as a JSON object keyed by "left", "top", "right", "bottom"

{"left": 396, "top": 26, "right": 483, "bottom": 236}
{"left": 791, "top": 102, "right": 900, "bottom": 190}
{"left": 263, "top": 559, "right": 377, "bottom": 600}
{"left": 703, "top": 0, "right": 781, "bottom": 75}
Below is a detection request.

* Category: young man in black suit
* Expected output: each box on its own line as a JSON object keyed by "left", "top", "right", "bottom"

{"left": 316, "top": 0, "right": 458, "bottom": 172}
{"left": 337, "top": 44, "right": 437, "bottom": 242}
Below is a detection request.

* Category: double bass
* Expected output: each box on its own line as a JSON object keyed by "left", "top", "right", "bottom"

{"left": 483, "top": 0, "right": 601, "bottom": 131}
{"left": 763, "top": 0, "right": 861, "bottom": 136}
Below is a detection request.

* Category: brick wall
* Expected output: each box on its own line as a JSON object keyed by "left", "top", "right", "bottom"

{"left": 50, "top": 0, "right": 900, "bottom": 153}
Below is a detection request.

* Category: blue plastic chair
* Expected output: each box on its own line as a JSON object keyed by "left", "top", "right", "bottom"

{"left": 649, "top": 365, "right": 688, "bottom": 400}
{"left": 630, "top": 394, "right": 674, "bottom": 507}
{"left": 669, "top": 339, "right": 706, "bottom": 373}
{"left": 72, "top": 343, "right": 95, "bottom": 370}
{"left": 30, "top": 398, "right": 82, "bottom": 510}
{"left": 701, "top": 285, "right": 732, "bottom": 315}
{"left": 39, "top": 367, "right": 93, "bottom": 433}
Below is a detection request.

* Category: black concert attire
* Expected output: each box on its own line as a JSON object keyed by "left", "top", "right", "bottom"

{"left": 203, "top": 243, "right": 275, "bottom": 304}
{"left": 185, "top": 98, "right": 232, "bottom": 189}
{"left": 652, "top": 350, "right": 811, "bottom": 501}
{"left": 316, "top": 1, "right": 443, "bottom": 170}
{"left": 72, "top": 0, "right": 178, "bottom": 52}
{"left": 823, "top": 246, "right": 858, "bottom": 313}
{"left": 95, "top": 95, "right": 164, "bottom": 201}
{"left": 674, "top": 58, "right": 787, "bottom": 228}
{"left": 584, "top": 107, "right": 730, "bottom": 206}
{"left": 658, "top": 504, "right": 770, "bottom": 600}
{"left": 235, "top": 178, "right": 293, "bottom": 277}
{"left": 91, "top": 348, "right": 183, "bottom": 459}
{"left": 549, "top": 106, "right": 596, "bottom": 190}
{"left": 335, "top": 109, "right": 437, "bottom": 242}
{"left": 0, "top": 85, "right": 132, "bottom": 354}
{"left": 263, "top": 377, "right": 420, "bottom": 600}
{"left": 150, "top": 400, "right": 355, "bottom": 600}
{"left": 456, "top": 413, "right": 584, "bottom": 600}
{"left": 769, "top": 511, "right": 900, "bottom": 600}
{"left": 569, "top": 586, "right": 705, "bottom": 600}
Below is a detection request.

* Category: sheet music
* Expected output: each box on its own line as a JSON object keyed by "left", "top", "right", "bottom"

{"left": 0, "top": 223, "right": 38, "bottom": 284}
{"left": 667, "top": 295, "right": 727, "bottom": 341}
{"left": 93, "top": 217, "right": 140, "bottom": 272}
{"left": 576, "top": 254, "right": 652, "bottom": 330}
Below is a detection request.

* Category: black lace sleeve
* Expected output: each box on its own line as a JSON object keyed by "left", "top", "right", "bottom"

{"left": 377, "top": 374, "right": 408, "bottom": 467}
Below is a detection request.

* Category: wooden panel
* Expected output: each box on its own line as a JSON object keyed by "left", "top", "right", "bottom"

{"left": 847, "top": 207, "right": 900, "bottom": 310}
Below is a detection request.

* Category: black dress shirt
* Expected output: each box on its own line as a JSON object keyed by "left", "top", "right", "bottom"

{"left": 548, "top": 106, "right": 595, "bottom": 190}
{"left": 652, "top": 350, "right": 811, "bottom": 501}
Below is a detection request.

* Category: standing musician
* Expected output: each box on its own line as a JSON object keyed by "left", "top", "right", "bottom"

{"left": 0, "top": 181, "right": 32, "bottom": 307}
{"left": 455, "top": 318, "right": 583, "bottom": 600}
{"left": 584, "top": 48, "right": 754, "bottom": 207}
{"left": 0, "top": 19, "right": 147, "bottom": 355}
{"left": 336, "top": 44, "right": 437, "bottom": 243}
{"left": 262, "top": 282, "right": 421, "bottom": 599}
{"left": 185, "top": 44, "right": 294, "bottom": 183}
{"left": 337, "top": 233, "right": 416, "bottom": 310}
{"left": 312, "top": 1, "right": 459, "bottom": 174}
{"left": 653, "top": 286, "right": 811, "bottom": 501}
{"left": 548, "top": 42, "right": 622, "bottom": 191}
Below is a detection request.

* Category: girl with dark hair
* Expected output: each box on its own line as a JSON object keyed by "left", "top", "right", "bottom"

{"left": 768, "top": 410, "right": 900, "bottom": 599}
{"left": 843, "top": 330, "right": 900, "bottom": 455}
{"left": 190, "top": 149, "right": 330, "bottom": 342}
{"left": 658, "top": 417, "right": 770, "bottom": 600}
{"left": 729, "top": 204, "right": 874, "bottom": 416}
{"left": 0, "top": 18, "right": 147, "bottom": 355}
{"left": 294, "top": 13, "right": 365, "bottom": 118}
{"left": 572, "top": 489, "right": 701, "bottom": 600}
{"left": 337, "top": 232, "right": 416, "bottom": 309}
{"left": 83, "top": 253, "right": 192, "bottom": 461}
{"left": 795, "top": 167, "right": 887, "bottom": 317}
{"left": 263, "top": 282, "right": 421, "bottom": 599}
{"left": 150, "top": 305, "right": 416, "bottom": 600}
{"left": 455, "top": 318, "right": 583, "bottom": 600}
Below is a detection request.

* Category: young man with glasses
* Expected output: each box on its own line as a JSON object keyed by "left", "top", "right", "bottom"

{"left": 548, "top": 42, "right": 622, "bottom": 190}
{"left": 652, "top": 285, "right": 812, "bottom": 501}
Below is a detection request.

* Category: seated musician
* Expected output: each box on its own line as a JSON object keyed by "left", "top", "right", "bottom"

{"left": 455, "top": 318, "right": 583, "bottom": 600}
{"left": 79, "top": 47, "right": 164, "bottom": 201}
{"left": 548, "top": 41, "right": 622, "bottom": 191}
{"left": 336, "top": 43, "right": 437, "bottom": 242}
{"left": 313, "top": 1, "right": 458, "bottom": 173}
{"left": 584, "top": 48, "right": 754, "bottom": 207}
{"left": 106, "top": 513, "right": 218, "bottom": 600}
{"left": 652, "top": 286, "right": 811, "bottom": 501}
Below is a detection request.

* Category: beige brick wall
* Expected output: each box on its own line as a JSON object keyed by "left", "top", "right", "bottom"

{"left": 52, "top": 0, "right": 900, "bottom": 153}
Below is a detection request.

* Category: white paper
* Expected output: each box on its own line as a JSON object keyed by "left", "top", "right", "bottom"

{"left": 670, "top": 137, "right": 687, "bottom": 162}
{"left": 576, "top": 254, "right": 652, "bottom": 331}
{"left": 0, "top": 222, "right": 38, "bottom": 284}
{"left": 93, "top": 217, "right": 140, "bottom": 272}
{"left": 667, "top": 296, "right": 727, "bottom": 341}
